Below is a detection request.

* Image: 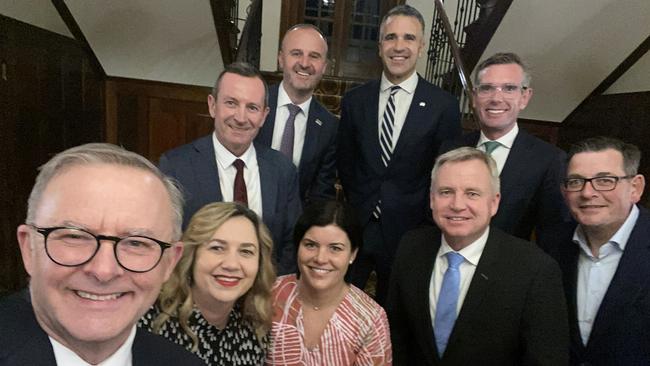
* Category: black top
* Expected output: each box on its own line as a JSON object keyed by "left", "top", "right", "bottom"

{"left": 139, "top": 304, "right": 267, "bottom": 366}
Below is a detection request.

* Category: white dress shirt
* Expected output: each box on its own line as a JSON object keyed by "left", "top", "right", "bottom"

{"left": 476, "top": 124, "right": 519, "bottom": 174}
{"left": 378, "top": 71, "right": 419, "bottom": 150}
{"left": 270, "top": 81, "right": 311, "bottom": 167}
{"left": 212, "top": 133, "right": 263, "bottom": 217}
{"left": 429, "top": 227, "right": 490, "bottom": 323}
{"left": 574, "top": 205, "right": 638, "bottom": 345}
{"left": 50, "top": 325, "right": 136, "bottom": 366}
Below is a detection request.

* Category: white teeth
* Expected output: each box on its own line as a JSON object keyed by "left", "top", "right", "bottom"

{"left": 76, "top": 290, "right": 121, "bottom": 301}
{"left": 486, "top": 109, "right": 506, "bottom": 114}
{"left": 215, "top": 276, "right": 239, "bottom": 282}
{"left": 311, "top": 268, "right": 330, "bottom": 274}
{"left": 297, "top": 71, "right": 310, "bottom": 76}
{"left": 448, "top": 217, "right": 467, "bottom": 221}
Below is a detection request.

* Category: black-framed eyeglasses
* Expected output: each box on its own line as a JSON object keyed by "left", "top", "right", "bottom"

{"left": 563, "top": 175, "right": 633, "bottom": 192}
{"left": 474, "top": 83, "right": 528, "bottom": 97}
{"left": 28, "top": 225, "right": 173, "bottom": 273}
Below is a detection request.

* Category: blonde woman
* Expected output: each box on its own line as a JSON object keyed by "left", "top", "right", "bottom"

{"left": 140, "top": 202, "right": 276, "bottom": 365}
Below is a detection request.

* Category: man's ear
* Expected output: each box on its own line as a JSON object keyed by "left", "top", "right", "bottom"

{"left": 630, "top": 174, "right": 645, "bottom": 203}
{"left": 162, "top": 241, "right": 184, "bottom": 281}
{"left": 17, "top": 224, "right": 35, "bottom": 276}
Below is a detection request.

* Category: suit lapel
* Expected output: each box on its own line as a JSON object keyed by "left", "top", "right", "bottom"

{"left": 415, "top": 230, "right": 443, "bottom": 363}
{"left": 391, "top": 76, "right": 429, "bottom": 161}
{"left": 500, "top": 129, "right": 532, "bottom": 185}
{"left": 258, "top": 84, "right": 279, "bottom": 146}
{"left": 362, "top": 81, "right": 383, "bottom": 173}
{"left": 192, "top": 136, "right": 223, "bottom": 201}
{"left": 257, "top": 147, "right": 277, "bottom": 220}
{"left": 562, "top": 244, "right": 585, "bottom": 350}
{"left": 299, "top": 100, "right": 322, "bottom": 170}
{"left": 586, "top": 211, "right": 650, "bottom": 348}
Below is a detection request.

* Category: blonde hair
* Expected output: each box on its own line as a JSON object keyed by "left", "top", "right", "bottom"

{"left": 152, "top": 202, "right": 276, "bottom": 349}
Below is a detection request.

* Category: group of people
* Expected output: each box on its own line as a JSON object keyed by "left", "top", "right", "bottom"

{"left": 0, "top": 3, "right": 647, "bottom": 366}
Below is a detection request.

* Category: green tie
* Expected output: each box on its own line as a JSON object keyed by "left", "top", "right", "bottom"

{"left": 483, "top": 141, "right": 501, "bottom": 155}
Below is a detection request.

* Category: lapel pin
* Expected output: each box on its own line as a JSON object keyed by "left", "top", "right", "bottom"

{"left": 315, "top": 119, "right": 323, "bottom": 126}
{"left": 419, "top": 102, "right": 426, "bottom": 107}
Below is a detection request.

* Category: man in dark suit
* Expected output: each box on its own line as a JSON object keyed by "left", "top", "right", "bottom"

{"left": 555, "top": 137, "right": 649, "bottom": 365}
{"left": 387, "top": 147, "right": 568, "bottom": 365}
{"left": 255, "top": 24, "right": 337, "bottom": 204}
{"left": 160, "top": 62, "right": 301, "bottom": 275}
{"left": 441, "top": 52, "right": 572, "bottom": 253}
{"left": 0, "top": 143, "right": 203, "bottom": 365}
{"left": 337, "top": 5, "right": 461, "bottom": 304}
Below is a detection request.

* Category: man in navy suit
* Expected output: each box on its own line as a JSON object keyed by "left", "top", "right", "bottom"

{"left": 255, "top": 24, "right": 337, "bottom": 204}
{"left": 441, "top": 52, "right": 573, "bottom": 253}
{"left": 555, "top": 137, "right": 649, "bottom": 365}
{"left": 337, "top": 4, "right": 461, "bottom": 303}
{"left": 159, "top": 62, "right": 301, "bottom": 275}
{"left": 0, "top": 143, "right": 203, "bottom": 365}
{"left": 387, "top": 147, "right": 568, "bottom": 365}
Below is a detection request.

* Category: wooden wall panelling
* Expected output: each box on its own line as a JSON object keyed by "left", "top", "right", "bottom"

{"left": 0, "top": 16, "right": 104, "bottom": 295}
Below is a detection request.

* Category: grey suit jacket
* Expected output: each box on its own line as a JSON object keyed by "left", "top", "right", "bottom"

{"left": 159, "top": 135, "right": 302, "bottom": 274}
{"left": 255, "top": 84, "right": 338, "bottom": 204}
{"left": 387, "top": 226, "right": 569, "bottom": 366}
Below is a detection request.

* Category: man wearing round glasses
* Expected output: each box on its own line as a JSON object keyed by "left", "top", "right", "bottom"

{"left": 1, "top": 143, "right": 204, "bottom": 365}
{"left": 441, "top": 52, "right": 572, "bottom": 253}
{"left": 555, "top": 136, "right": 649, "bottom": 365}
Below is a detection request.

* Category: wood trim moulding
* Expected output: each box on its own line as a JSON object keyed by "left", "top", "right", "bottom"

{"left": 51, "top": 0, "right": 106, "bottom": 78}
{"left": 563, "top": 34, "right": 650, "bottom": 124}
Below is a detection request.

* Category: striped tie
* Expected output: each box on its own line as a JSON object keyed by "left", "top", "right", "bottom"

{"left": 379, "top": 85, "right": 400, "bottom": 167}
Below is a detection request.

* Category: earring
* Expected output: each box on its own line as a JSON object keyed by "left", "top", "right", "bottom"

{"left": 349, "top": 260, "right": 354, "bottom": 264}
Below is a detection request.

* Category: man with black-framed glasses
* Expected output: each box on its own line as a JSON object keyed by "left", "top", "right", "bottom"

{"left": 554, "top": 136, "right": 650, "bottom": 365}
{"left": 0, "top": 143, "right": 204, "bottom": 365}
{"left": 440, "top": 52, "right": 573, "bottom": 254}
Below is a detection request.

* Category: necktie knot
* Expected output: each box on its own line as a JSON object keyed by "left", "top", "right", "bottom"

{"left": 483, "top": 140, "right": 501, "bottom": 155}
{"left": 287, "top": 103, "right": 301, "bottom": 117}
{"left": 446, "top": 252, "right": 464, "bottom": 270}
{"left": 389, "top": 85, "right": 401, "bottom": 96}
{"left": 233, "top": 159, "right": 245, "bottom": 171}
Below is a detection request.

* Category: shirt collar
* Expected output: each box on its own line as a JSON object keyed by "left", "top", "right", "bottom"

{"left": 212, "top": 132, "right": 256, "bottom": 169}
{"left": 278, "top": 81, "right": 312, "bottom": 116}
{"left": 50, "top": 325, "right": 136, "bottom": 366}
{"left": 439, "top": 226, "right": 490, "bottom": 266}
{"left": 573, "top": 204, "right": 639, "bottom": 255}
{"left": 380, "top": 71, "right": 419, "bottom": 95}
{"left": 477, "top": 123, "right": 519, "bottom": 149}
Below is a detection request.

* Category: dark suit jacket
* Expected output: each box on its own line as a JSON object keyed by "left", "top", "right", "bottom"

{"left": 440, "top": 129, "right": 574, "bottom": 252}
{"left": 255, "top": 84, "right": 338, "bottom": 204}
{"left": 554, "top": 206, "right": 650, "bottom": 365}
{"left": 337, "top": 75, "right": 461, "bottom": 255}
{"left": 159, "top": 135, "right": 302, "bottom": 274}
{"left": 0, "top": 290, "right": 204, "bottom": 366}
{"left": 387, "top": 226, "right": 569, "bottom": 366}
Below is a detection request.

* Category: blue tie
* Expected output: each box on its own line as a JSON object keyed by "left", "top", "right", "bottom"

{"left": 434, "top": 252, "right": 465, "bottom": 357}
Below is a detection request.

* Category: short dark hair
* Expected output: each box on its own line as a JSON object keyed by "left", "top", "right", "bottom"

{"left": 567, "top": 136, "right": 641, "bottom": 176}
{"left": 474, "top": 52, "right": 531, "bottom": 87}
{"left": 211, "top": 61, "right": 269, "bottom": 107}
{"left": 292, "top": 200, "right": 362, "bottom": 282}
{"left": 379, "top": 4, "right": 425, "bottom": 39}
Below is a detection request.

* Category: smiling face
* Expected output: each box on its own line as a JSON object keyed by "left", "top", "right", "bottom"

{"left": 297, "top": 224, "right": 358, "bottom": 293}
{"left": 563, "top": 149, "right": 644, "bottom": 243}
{"left": 191, "top": 216, "right": 260, "bottom": 311}
{"left": 472, "top": 63, "right": 533, "bottom": 140}
{"left": 17, "top": 164, "right": 182, "bottom": 359}
{"left": 378, "top": 15, "right": 424, "bottom": 85}
{"left": 279, "top": 26, "right": 328, "bottom": 104}
{"left": 209, "top": 72, "right": 269, "bottom": 157}
{"left": 431, "top": 159, "right": 500, "bottom": 250}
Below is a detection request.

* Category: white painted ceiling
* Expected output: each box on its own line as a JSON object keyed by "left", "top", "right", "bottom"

{"left": 2, "top": 0, "right": 648, "bottom": 121}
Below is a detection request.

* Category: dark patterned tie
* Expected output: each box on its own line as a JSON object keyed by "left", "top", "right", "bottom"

{"left": 279, "top": 104, "right": 302, "bottom": 161}
{"left": 379, "top": 85, "right": 401, "bottom": 167}
{"left": 232, "top": 159, "right": 248, "bottom": 206}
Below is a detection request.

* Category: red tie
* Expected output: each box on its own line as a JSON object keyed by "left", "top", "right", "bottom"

{"left": 232, "top": 159, "right": 248, "bottom": 206}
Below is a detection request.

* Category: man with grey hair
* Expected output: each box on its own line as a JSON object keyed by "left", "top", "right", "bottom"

{"left": 387, "top": 147, "right": 568, "bottom": 365}
{"left": 256, "top": 24, "right": 338, "bottom": 204}
{"left": 338, "top": 4, "right": 461, "bottom": 304}
{"left": 441, "top": 52, "right": 572, "bottom": 253}
{"left": 555, "top": 136, "right": 649, "bottom": 365}
{"left": 0, "top": 143, "right": 204, "bottom": 365}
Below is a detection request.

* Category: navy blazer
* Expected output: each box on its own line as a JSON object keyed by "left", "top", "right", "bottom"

{"left": 255, "top": 84, "right": 338, "bottom": 204}
{"left": 0, "top": 290, "right": 205, "bottom": 366}
{"left": 387, "top": 226, "right": 569, "bottom": 366}
{"left": 554, "top": 206, "right": 650, "bottom": 365}
{"left": 441, "top": 129, "right": 574, "bottom": 253}
{"left": 337, "top": 75, "right": 461, "bottom": 254}
{"left": 159, "top": 136, "right": 302, "bottom": 274}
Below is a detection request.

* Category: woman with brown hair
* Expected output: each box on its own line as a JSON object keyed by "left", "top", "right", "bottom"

{"left": 140, "top": 202, "right": 276, "bottom": 365}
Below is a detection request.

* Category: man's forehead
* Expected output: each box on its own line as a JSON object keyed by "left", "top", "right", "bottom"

{"left": 382, "top": 15, "right": 423, "bottom": 34}
{"left": 568, "top": 149, "right": 625, "bottom": 173}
